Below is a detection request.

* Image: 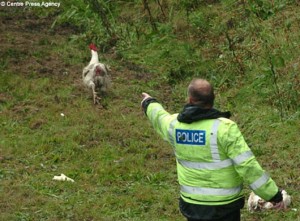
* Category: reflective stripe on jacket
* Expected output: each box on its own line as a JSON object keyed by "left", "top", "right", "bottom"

{"left": 146, "top": 102, "right": 279, "bottom": 205}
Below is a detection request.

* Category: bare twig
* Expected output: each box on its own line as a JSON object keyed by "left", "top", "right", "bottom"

{"left": 143, "top": 0, "right": 158, "bottom": 32}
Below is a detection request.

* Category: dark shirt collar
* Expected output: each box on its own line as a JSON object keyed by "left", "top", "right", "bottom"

{"left": 177, "top": 104, "right": 231, "bottom": 124}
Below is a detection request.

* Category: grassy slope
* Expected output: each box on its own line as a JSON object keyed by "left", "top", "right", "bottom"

{"left": 0, "top": 3, "right": 299, "bottom": 221}
{"left": 0, "top": 6, "right": 179, "bottom": 221}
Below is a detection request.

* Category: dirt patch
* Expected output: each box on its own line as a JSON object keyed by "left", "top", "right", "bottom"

{"left": 0, "top": 7, "right": 171, "bottom": 107}
{"left": 0, "top": 8, "right": 81, "bottom": 77}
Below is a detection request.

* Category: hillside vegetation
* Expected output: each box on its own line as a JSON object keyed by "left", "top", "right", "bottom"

{"left": 0, "top": 1, "right": 299, "bottom": 220}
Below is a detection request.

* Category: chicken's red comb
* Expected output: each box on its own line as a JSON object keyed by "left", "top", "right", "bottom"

{"left": 89, "top": 43, "right": 98, "bottom": 51}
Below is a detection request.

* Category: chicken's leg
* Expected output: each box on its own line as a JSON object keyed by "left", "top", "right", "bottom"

{"left": 91, "top": 83, "right": 101, "bottom": 104}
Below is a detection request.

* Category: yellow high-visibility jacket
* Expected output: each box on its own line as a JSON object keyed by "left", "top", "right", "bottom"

{"left": 145, "top": 101, "right": 279, "bottom": 205}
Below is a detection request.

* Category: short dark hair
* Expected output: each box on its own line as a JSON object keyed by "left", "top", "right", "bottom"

{"left": 188, "top": 79, "right": 215, "bottom": 108}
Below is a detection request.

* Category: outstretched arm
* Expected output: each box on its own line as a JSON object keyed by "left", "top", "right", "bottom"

{"left": 141, "top": 93, "right": 178, "bottom": 145}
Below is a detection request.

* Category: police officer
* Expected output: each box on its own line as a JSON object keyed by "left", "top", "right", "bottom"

{"left": 141, "top": 78, "right": 284, "bottom": 221}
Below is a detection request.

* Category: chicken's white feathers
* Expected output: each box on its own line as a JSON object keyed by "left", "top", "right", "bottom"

{"left": 247, "top": 190, "right": 291, "bottom": 212}
{"left": 89, "top": 49, "right": 99, "bottom": 65}
{"left": 82, "top": 43, "right": 111, "bottom": 104}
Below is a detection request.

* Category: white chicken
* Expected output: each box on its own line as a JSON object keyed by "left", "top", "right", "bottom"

{"left": 82, "top": 43, "right": 111, "bottom": 104}
{"left": 247, "top": 190, "right": 291, "bottom": 212}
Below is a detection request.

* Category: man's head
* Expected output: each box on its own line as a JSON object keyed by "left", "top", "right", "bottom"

{"left": 187, "top": 78, "right": 215, "bottom": 109}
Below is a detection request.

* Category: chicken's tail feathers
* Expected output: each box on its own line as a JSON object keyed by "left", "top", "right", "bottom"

{"left": 89, "top": 43, "right": 98, "bottom": 51}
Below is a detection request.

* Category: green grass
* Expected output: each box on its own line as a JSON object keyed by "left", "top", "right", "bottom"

{"left": 1, "top": 1, "right": 300, "bottom": 220}
{"left": 0, "top": 69, "right": 180, "bottom": 220}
